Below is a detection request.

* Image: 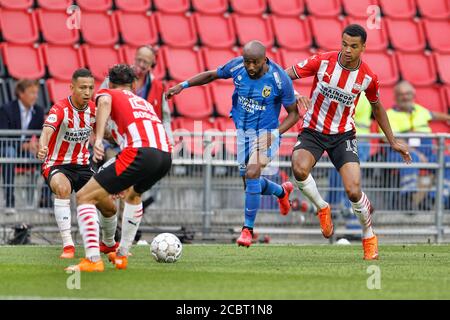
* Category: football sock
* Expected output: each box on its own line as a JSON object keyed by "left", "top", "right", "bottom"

{"left": 350, "top": 192, "right": 374, "bottom": 239}
{"left": 244, "top": 178, "right": 261, "bottom": 229}
{"left": 77, "top": 204, "right": 100, "bottom": 262}
{"left": 259, "top": 177, "right": 284, "bottom": 198}
{"left": 118, "top": 202, "right": 143, "bottom": 257}
{"left": 54, "top": 198, "right": 74, "bottom": 248}
{"left": 295, "top": 174, "right": 328, "bottom": 210}
{"left": 99, "top": 213, "right": 117, "bottom": 247}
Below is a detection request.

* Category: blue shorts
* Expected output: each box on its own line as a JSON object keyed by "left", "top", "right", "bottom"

{"left": 236, "top": 129, "right": 280, "bottom": 177}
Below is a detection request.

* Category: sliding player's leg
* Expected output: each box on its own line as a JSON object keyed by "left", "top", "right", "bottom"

{"left": 97, "top": 196, "right": 118, "bottom": 254}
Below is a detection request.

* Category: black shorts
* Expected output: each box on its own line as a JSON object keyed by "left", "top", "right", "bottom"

{"left": 94, "top": 147, "right": 172, "bottom": 195}
{"left": 293, "top": 128, "right": 360, "bottom": 170}
{"left": 44, "top": 164, "right": 95, "bottom": 193}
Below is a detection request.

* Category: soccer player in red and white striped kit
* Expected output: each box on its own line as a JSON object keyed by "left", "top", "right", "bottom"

{"left": 38, "top": 68, "right": 118, "bottom": 259}
{"left": 286, "top": 24, "right": 412, "bottom": 259}
{"left": 66, "top": 64, "right": 172, "bottom": 272}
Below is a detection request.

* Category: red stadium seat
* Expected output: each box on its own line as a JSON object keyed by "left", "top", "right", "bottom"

{"left": 76, "top": 0, "right": 112, "bottom": 12}
{"left": 152, "top": 0, "right": 190, "bottom": 14}
{"left": 173, "top": 117, "right": 215, "bottom": 156}
{"left": 415, "top": 85, "right": 447, "bottom": 114}
{"left": 266, "top": 48, "right": 282, "bottom": 64}
{"left": 363, "top": 52, "right": 399, "bottom": 86}
{"left": 378, "top": 0, "right": 417, "bottom": 19}
{"left": 0, "top": 9, "right": 39, "bottom": 44}
{"left": 0, "top": 0, "right": 32, "bottom": 9}
{"left": 423, "top": 19, "right": 450, "bottom": 53}
{"left": 396, "top": 52, "right": 437, "bottom": 86}
{"left": 46, "top": 79, "right": 71, "bottom": 103}
{"left": 82, "top": 45, "right": 124, "bottom": 80}
{"left": 81, "top": 12, "right": 118, "bottom": 46}
{"left": 121, "top": 45, "right": 166, "bottom": 80}
{"left": 434, "top": 53, "right": 450, "bottom": 85}
{"left": 378, "top": 85, "right": 395, "bottom": 109}
{"left": 346, "top": 17, "right": 388, "bottom": 51}
{"left": 309, "top": 17, "right": 346, "bottom": 51}
{"left": 214, "top": 117, "right": 237, "bottom": 155}
{"left": 305, "top": 0, "right": 341, "bottom": 17}
{"left": 211, "top": 81, "right": 234, "bottom": 117}
{"left": 270, "top": 16, "right": 311, "bottom": 50}
{"left": 115, "top": 0, "right": 151, "bottom": 13}
{"left": 386, "top": 18, "right": 426, "bottom": 52}
{"left": 1, "top": 44, "right": 45, "bottom": 79}
{"left": 279, "top": 49, "right": 314, "bottom": 85}
{"left": 429, "top": 121, "right": 450, "bottom": 133}
{"left": 201, "top": 47, "right": 238, "bottom": 70}
{"left": 173, "top": 85, "right": 213, "bottom": 119}
{"left": 115, "top": 12, "right": 158, "bottom": 47}
{"left": 230, "top": 0, "right": 267, "bottom": 15}
{"left": 416, "top": 0, "right": 450, "bottom": 20}
{"left": 36, "top": 0, "right": 73, "bottom": 11}
{"left": 156, "top": 13, "right": 197, "bottom": 48}
{"left": 37, "top": 9, "right": 79, "bottom": 45}
{"left": 194, "top": 14, "right": 236, "bottom": 49}
{"left": 191, "top": 0, "right": 228, "bottom": 14}
{"left": 233, "top": 14, "right": 274, "bottom": 47}
{"left": 341, "top": 0, "right": 379, "bottom": 18}
{"left": 267, "top": 0, "right": 304, "bottom": 17}
{"left": 162, "top": 47, "right": 205, "bottom": 81}
{"left": 43, "top": 45, "right": 85, "bottom": 81}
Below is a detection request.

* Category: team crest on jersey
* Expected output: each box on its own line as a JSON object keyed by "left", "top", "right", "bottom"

{"left": 262, "top": 85, "right": 272, "bottom": 98}
{"left": 46, "top": 114, "right": 57, "bottom": 123}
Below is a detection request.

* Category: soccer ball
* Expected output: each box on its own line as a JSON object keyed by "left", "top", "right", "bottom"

{"left": 151, "top": 233, "right": 182, "bottom": 263}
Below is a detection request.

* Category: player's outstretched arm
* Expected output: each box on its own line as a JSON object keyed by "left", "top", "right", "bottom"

{"left": 166, "top": 70, "right": 219, "bottom": 99}
{"left": 94, "top": 95, "right": 112, "bottom": 162}
{"left": 37, "top": 126, "right": 54, "bottom": 161}
{"left": 371, "top": 100, "right": 412, "bottom": 163}
{"left": 279, "top": 103, "right": 300, "bottom": 135}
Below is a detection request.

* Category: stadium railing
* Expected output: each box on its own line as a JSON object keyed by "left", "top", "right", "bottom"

{"left": 1, "top": 130, "right": 449, "bottom": 244}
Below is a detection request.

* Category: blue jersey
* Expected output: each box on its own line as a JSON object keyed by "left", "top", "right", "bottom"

{"left": 216, "top": 57, "right": 296, "bottom": 131}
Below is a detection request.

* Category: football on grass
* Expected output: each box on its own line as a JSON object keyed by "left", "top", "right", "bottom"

{"left": 151, "top": 233, "right": 182, "bottom": 263}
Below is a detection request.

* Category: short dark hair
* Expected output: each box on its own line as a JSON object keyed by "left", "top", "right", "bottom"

{"left": 72, "top": 68, "right": 93, "bottom": 81}
{"left": 108, "top": 64, "right": 137, "bottom": 86}
{"left": 342, "top": 24, "right": 367, "bottom": 44}
{"left": 15, "top": 79, "right": 39, "bottom": 96}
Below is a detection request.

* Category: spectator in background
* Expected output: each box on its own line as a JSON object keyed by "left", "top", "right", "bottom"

{"left": 383, "top": 80, "right": 450, "bottom": 210}
{"left": 0, "top": 80, "right": 45, "bottom": 214}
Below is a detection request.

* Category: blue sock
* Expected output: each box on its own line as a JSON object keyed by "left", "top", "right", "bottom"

{"left": 244, "top": 178, "right": 261, "bottom": 228}
{"left": 259, "top": 177, "right": 284, "bottom": 198}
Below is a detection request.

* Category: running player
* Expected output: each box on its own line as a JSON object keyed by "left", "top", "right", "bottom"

{"left": 167, "top": 40, "right": 305, "bottom": 247}
{"left": 37, "top": 68, "right": 117, "bottom": 259}
{"left": 66, "top": 64, "right": 172, "bottom": 272}
{"left": 286, "top": 24, "right": 411, "bottom": 259}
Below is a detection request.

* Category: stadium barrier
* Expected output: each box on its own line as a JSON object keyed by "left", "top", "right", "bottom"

{"left": 0, "top": 130, "right": 449, "bottom": 244}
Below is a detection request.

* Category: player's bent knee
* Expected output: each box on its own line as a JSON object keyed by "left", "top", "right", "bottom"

{"left": 346, "top": 187, "right": 362, "bottom": 202}
{"left": 245, "top": 165, "right": 261, "bottom": 179}
{"left": 54, "top": 184, "right": 71, "bottom": 198}
{"left": 292, "top": 163, "right": 310, "bottom": 181}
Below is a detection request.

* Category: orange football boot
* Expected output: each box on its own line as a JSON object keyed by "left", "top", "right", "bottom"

{"left": 107, "top": 252, "right": 128, "bottom": 270}
{"left": 60, "top": 245, "right": 75, "bottom": 259}
{"left": 362, "top": 235, "right": 379, "bottom": 260}
{"left": 236, "top": 228, "right": 253, "bottom": 247}
{"left": 277, "top": 181, "right": 294, "bottom": 216}
{"left": 65, "top": 258, "right": 104, "bottom": 272}
{"left": 100, "top": 241, "right": 119, "bottom": 254}
{"left": 317, "top": 205, "right": 334, "bottom": 238}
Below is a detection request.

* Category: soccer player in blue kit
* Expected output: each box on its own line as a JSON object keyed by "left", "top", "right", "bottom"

{"left": 167, "top": 41, "right": 305, "bottom": 247}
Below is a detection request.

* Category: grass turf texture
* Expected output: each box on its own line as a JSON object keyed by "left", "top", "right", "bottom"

{"left": 0, "top": 244, "right": 449, "bottom": 299}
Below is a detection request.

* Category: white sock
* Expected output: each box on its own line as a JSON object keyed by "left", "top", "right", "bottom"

{"left": 350, "top": 192, "right": 374, "bottom": 239}
{"left": 77, "top": 204, "right": 100, "bottom": 261}
{"left": 295, "top": 174, "right": 328, "bottom": 210}
{"left": 118, "top": 202, "right": 143, "bottom": 256}
{"left": 99, "top": 212, "right": 117, "bottom": 247}
{"left": 54, "top": 198, "right": 74, "bottom": 248}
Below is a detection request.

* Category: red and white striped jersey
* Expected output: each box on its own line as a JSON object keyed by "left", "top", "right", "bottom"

{"left": 95, "top": 88, "right": 172, "bottom": 152}
{"left": 292, "top": 51, "right": 380, "bottom": 134}
{"left": 43, "top": 97, "right": 96, "bottom": 171}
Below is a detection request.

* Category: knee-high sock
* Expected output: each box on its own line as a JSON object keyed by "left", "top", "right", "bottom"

{"left": 350, "top": 192, "right": 374, "bottom": 239}
{"left": 259, "top": 177, "right": 284, "bottom": 197}
{"left": 54, "top": 198, "right": 73, "bottom": 248}
{"left": 77, "top": 204, "right": 100, "bottom": 261}
{"left": 98, "top": 212, "right": 117, "bottom": 247}
{"left": 118, "top": 202, "right": 143, "bottom": 256}
{"left": 244, "top": 178, "right": 261, "bottom": 229}
{"left": 295, "top": 174, "right": 328, "bottom": 210}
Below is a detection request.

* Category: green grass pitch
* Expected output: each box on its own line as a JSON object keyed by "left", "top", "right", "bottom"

{"left": 0, "top": 244, "right": 449, "bottom": 299}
